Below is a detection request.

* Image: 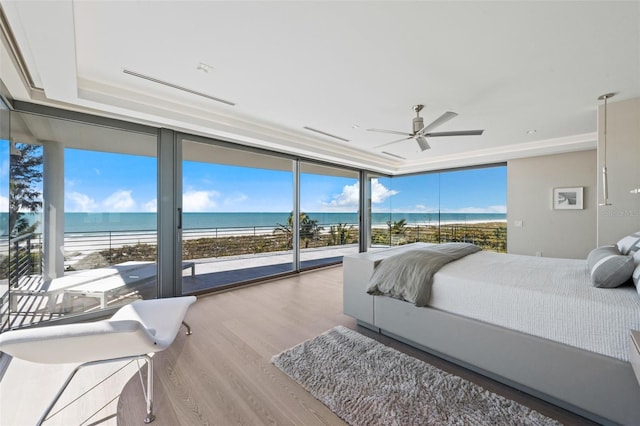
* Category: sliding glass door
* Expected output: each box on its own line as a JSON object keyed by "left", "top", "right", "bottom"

{"left": 299, "top": 162, "right": 359, "bottom": 268}
{"left": 3, "top": 110, "right": 158, "bottom": 329}
{"left": 181, "top": 136, "right": 294, "bottom": 293}
{"left": 0, "top": 101, "right": 9, "bottom": 330}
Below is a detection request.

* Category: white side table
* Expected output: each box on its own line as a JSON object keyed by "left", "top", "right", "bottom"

{"left": 631, "top": 330, "right": 640, "bottom": 387}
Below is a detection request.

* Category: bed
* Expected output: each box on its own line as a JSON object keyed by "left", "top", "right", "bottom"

{"left": 343, "top": 242, "right": 640, "bottom": 425}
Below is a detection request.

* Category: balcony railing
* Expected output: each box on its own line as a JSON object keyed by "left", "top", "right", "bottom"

{"left": 0, "top": 233, "right": 43, "bottom": 286}
{"left": 62, "top": 223, "right": 362, "bottom": 267}
{"left": 2, "top": 222, "right": 506, "bottom": 278}
{"left": 372, "top": 223, "right": 507, "bottom": 253}
{"left": 5, "top": 222, "right": 505, "bottom": 274}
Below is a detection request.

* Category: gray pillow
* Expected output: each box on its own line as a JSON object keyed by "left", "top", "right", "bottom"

{"left": 616, "top": 231, "right": 640, "bottom": 255}
{"left": 633, "top": 264, "right": 640, "bottom": 294}
{"left": 587, "top": 245, "right": 635, "bottom": 288}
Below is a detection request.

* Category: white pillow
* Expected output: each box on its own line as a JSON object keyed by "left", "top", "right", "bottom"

{"left": 616, "top": 231, "right": 640, "bottom": 255}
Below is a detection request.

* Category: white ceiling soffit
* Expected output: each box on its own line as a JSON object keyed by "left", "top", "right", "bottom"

{"left": 1, "top": 1, "right": 639, "bottom": 175}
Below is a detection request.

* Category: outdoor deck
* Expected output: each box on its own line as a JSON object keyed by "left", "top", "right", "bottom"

{"left": 0, "top": 245, "right": 359, "bottom": 331}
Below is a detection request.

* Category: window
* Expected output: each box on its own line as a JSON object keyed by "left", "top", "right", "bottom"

{"left": 369, "top": 165, "right": 507, "bottom": 251}
{"left": 4, "top": 111, "right": 158, "bottom": 329}
{"left": 299, "top": 162, "right": 359, "bottom": 268}
{"left": 181, "top": 138, "right": 294, "bottom": 292}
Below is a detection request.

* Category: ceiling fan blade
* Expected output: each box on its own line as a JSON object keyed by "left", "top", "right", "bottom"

{"left": 424, "top": 130, "right": 485, "bottom": 137}
{"left": 416, "top": 136, "right": 430, "bottom": 151}
{"left": 419, "top": 111, "right": 458, "bottom": 134}
{"left": 367, "top": 128, "right": 412, "bottom": 137}
{"left": 373, "top": 135, "right": 413, "bottom": 148}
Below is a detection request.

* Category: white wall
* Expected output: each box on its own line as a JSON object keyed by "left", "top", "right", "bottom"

{"left": 507, "top": 150, "right": 597, "bottom": 259}
{"left": 597, "top": 97, "right": 640, "bottom": 245}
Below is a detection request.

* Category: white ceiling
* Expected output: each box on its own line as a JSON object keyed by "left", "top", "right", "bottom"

{"left": 1, "top": 1, "right": 639, "bottom": 175}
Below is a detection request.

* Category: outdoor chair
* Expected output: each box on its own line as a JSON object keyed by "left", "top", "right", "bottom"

{"left": 0, "top": 295, "right": 197, "bottom": 425}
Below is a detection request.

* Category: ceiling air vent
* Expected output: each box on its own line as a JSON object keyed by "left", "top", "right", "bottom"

{"left": 303, "top": 126, "right": 350, "bottom": 142}
{"left": 123, "top": 69, "right": 235, "bottom": 106}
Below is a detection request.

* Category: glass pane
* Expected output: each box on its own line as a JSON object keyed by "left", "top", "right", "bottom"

{"left": 368, "top": 166, "right": 507, "bottom": 252}
{"left": 64, "top": 148, "right": 159, "bottom": 305}
{"left": 181, "top": 138, "right": 294, "bottom": 293}
{"left": 369, "top": 175, "right": 394, "bottom": 247}
{"left": 299, "top": 162, "right": 359, "bottom": 267}
{"left": 4, "top": 111, "right": 157, "bottom": 329}
{"left": 6, "top": 139, "right": 43, "bottom": 329}
{"left": 0, "top": 102, "right": 9, "bottom": 330}
{"left": 439, "top": 166, "right": 507, "bottom": 251}
{"left": 388, "top": 173, "right": 439, "bottom": 246}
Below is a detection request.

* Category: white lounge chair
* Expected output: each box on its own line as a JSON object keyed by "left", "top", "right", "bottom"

{"left": 0, "top": 295, "right": 196, "bottom": 425}
{"left": 9, "top": 261, "right": 152, "bottom": 312}
{"left": 61, "top": 261, "right": 195, "bottom": 310}
{"left": 9, "top": 261, "right": 195, "bottom": 312}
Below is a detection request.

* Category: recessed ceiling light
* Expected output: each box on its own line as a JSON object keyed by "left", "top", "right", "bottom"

{"left": 526, "top": 129, "right": 537, "bottom": 135}
{"left": 197, "top": 62, "right": 213, "bottom": 73}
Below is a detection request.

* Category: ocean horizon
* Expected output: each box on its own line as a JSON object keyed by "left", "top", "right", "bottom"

{"left": 4, "top": 212, "right": 506, "bottom": 234}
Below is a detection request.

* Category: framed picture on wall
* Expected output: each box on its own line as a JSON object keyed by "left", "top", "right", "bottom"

{"left": 553, "top": 187, "right": 583, "bottom": 210}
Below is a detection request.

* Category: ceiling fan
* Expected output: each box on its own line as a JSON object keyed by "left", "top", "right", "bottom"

{"left": 368, "top": 104, "right": 484, "bottom": 151}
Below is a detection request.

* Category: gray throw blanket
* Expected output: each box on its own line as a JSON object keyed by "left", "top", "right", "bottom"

{"left": 367, "top": 243, "right": 481, "bottom": 306}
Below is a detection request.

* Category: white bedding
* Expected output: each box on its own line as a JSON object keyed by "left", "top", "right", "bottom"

{"left": 429, "top": 251, "right": 640, "bottom": 362}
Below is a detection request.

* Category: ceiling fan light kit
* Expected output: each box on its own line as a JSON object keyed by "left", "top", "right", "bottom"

{"left": 369, "top": 104, "right": 484, "bottom": 152}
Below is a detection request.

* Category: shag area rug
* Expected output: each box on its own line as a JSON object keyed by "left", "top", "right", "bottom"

{"left": 272, "top": 326, "right": 561, "bottom": 426}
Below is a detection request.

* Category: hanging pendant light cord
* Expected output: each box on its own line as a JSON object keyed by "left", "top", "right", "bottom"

{"left": 598, "top": 93, "right": 615, "bottom": 206}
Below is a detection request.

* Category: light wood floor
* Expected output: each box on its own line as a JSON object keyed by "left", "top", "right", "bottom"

{"left": 118, "top": 265, "right": 596, "bottom": 426}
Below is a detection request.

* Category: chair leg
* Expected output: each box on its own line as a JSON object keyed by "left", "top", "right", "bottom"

{"left": 36, "top": 355, "right": 153, "bottom": 426}
{"left": 37, "top": 363, "right": 84, "bottom": 426}
{"left": 182, "top": 320, "right": 193, "bottom": 335}
{"left": 143, "top": 355, "right": 155, "bottom": 423}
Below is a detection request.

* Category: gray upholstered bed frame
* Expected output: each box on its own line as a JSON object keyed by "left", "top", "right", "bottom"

{"left": 343, "top": 245, "right": 640, "bottom": 426}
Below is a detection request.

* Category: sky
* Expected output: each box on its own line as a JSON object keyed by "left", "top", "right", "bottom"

{"left": 6, "top": 146, "right": 506, "bottom": 214}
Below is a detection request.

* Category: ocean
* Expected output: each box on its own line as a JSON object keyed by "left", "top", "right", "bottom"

{"left": 5, "top": 212, "right": 506, "bottom": 234}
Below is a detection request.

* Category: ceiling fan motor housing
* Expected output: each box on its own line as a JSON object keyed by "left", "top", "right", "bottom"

{"left": 412, "top": 117, "right": 424, "bottom": 134}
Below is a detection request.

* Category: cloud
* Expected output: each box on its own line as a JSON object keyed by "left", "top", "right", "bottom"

{"left": 183, "top": 189, "right": 220, "bottom": 212}
{"left": 102, "top": 190, "right": 136, "bottom": 212}
{"left": 323, "top": 182, "right": 359, "bottom": 210}
{"left": 143, "top": 199, "right": 157, "bottom": 212}
{"left": 0, "top": 194, "right": 8, "bottom": 211}
{"left": 320, "top": 178, "right": 398, "bottom": 211}
{"left": 404, "top": 204, "right": 438, "bottom": 213}
{"left": 449, "top": 205, "right": 507, "bottom": 214}
{"left": 371, "top": 178, "right": 398, "bottom": 204}
{"left": 94, "top": 168, "right": 101, "bottom": 175}
{"left": 223, "top": 193, "right": 248, "bottom": 207}
{"left": 66, "top": 191, "right": 99, "bottom": 212}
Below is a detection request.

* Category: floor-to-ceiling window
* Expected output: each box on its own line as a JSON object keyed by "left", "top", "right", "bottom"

{"left": 0, "top": 100, "right": 10, "bottom": 330}
{"left": 438, "top": 166, "right": 507, "bottom": 251}
{"left": 0, "top": 97, "right": 508, "bottom": 332}
{"left": 299, "top": 162, "right": 360, "bottom": 268}
{"left": 181, "top": 137, "right": 295, "bottom": 293}
{"left": 3, "top": 110, "right": 158, "bottom": 329}
{"left": 5, "top": 110, "right": 44, "bottom": 329}
{"left": 369, "top": 165, "right": 507, "bottom": 251}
